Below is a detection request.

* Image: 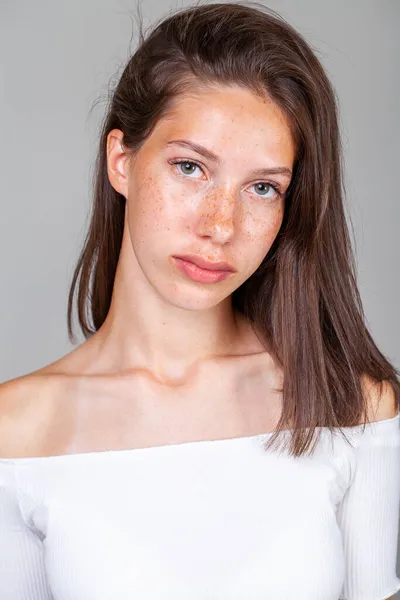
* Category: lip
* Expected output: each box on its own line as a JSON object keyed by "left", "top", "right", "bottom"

{"left": 172, "top": 256, "right": 235, "bottom": 284}
{"left": 173, "top": 254, "right": 236, "bottom": 272}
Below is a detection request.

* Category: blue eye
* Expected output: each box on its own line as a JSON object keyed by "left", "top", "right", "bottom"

{"left": 170, "top": 159, "right": 283, "bottom": 200}
{"left": 172, "top": 160, "right": 202, "bottom": 177}
{"left": 252, "top": 182, "right": 281, "bottom": 199}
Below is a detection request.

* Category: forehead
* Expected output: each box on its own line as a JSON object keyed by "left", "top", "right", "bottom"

{"left": 147, "top": 85, "right": 295, "bottom": 165}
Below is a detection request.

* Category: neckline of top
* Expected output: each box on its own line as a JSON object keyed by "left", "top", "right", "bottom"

{"left": 2, "top": 411, "right": 399, "bottom": 464}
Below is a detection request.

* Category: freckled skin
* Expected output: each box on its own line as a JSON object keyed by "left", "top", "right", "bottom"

{"left": 7, "top": 85, "right": 297, "bottom": 456}
{"left": 98, "top": 83, "right": 295, "bottom": 380}
{"left": 113, "top": 86, "right": 293, "bottom": 309}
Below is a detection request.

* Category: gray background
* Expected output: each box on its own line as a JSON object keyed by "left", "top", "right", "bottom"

{"left": 0, "top": 0, "right": 399, "bottom": 594}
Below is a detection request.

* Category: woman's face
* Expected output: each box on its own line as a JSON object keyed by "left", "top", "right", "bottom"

{"left": 108, "top": 84, "right": 295, "bottom": 310}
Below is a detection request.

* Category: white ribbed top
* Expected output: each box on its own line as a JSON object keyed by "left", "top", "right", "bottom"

{"left": 1, "top": 412, "right": 400, "bottom": 600}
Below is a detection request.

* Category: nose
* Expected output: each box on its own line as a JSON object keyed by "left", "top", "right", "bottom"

{"left": 196, "top": 188, "right": 237, "bottom": 244}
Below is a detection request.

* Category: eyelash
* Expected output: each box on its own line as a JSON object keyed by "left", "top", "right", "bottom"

{"left": 169, "top": 159, "right": 284, "bottom": 199}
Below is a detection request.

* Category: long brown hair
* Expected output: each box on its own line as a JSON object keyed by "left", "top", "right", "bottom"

{"left": 67, "top": 1, "right": 400, "bottom": 456}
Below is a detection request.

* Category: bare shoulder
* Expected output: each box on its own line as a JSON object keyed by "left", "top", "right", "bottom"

{"left": 360, "top": 373, "right": 399, "bottom": 423}
{"left": 0, "top": 371, "right": 69, "bottom": 458}
{"left": 0, "top": 336, "right": 98, "bottom": 458}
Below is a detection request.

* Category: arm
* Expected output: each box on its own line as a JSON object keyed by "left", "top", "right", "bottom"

{"left": 0, "top": 461, "right": 53, "bottom": 600}
{"left": 0, "top": 379, "right": 53, "bottom": 599}
{"left": 369, "top": 379, "right": 399, "bottom": 600}
{"left": 337, "top": 377, "right": 400, "bottom": 600}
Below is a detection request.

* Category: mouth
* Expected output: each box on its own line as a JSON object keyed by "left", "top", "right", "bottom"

{"left": 172, "top": 256, "right": 235, "bottom": 284}
{"left": 173, "top": 254, "right": 236, "bottom": 272}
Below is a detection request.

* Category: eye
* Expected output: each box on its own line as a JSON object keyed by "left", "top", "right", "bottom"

{"left": 170, "top": 159, "right": 204, "bottom": 178}
{"left": 251, "top": 181, "right": 282, "bottom": 200}
{"left": 170, "top": 159, "right": 283, "bottom": 200}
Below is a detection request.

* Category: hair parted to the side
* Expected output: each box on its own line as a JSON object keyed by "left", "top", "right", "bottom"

{"left": 67, "top": 0, "right": 400, "bottom": 457}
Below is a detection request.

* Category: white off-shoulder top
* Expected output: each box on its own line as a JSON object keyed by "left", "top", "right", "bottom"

{"left": 0, "top": 412, "right": 400, "bottom": 600}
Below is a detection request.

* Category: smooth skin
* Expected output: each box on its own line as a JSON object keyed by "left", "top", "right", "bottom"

{"left": 0, "top": 84, "right": 397, "bottom": 459}
{"left": 99, "top": 84, "right": 293, "bottom": 382}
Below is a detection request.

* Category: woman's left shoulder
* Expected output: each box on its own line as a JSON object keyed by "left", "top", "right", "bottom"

{"left": 361, "top": 374, "right": 399, "bottom": 423}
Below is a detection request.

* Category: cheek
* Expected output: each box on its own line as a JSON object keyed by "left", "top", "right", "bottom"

{"left": 241, "top": 202, "right": 284, "bottom": 257}
{"left": 127, "top": 172, "right": 186, "bottom": 248}
{"left": 129, "top": 173, "right": 167, "bottom": 228}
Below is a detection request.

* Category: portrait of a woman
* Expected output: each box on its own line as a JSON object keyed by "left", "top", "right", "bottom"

{"left": 1, "top": 2, "right": 399, "bottom": 599}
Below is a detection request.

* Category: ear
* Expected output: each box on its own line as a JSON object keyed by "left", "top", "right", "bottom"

{"left": 106, "top": 129, "right": 131, "bottom": 199}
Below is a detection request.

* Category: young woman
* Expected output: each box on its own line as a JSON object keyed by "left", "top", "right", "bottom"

{"left": 1, "top": 2, "right": 399, "bottom": 599}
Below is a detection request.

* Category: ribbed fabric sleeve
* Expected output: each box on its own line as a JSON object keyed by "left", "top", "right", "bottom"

{"left": 337, "top": 415, "right": 400, "bottom": 600}
{"left": 0, "top": 461, "right": 52, "bottom": 600}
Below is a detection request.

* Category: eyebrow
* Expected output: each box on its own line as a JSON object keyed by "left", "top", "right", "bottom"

{"left": 166, "top": 139, "right": 292, "bottom": 179}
